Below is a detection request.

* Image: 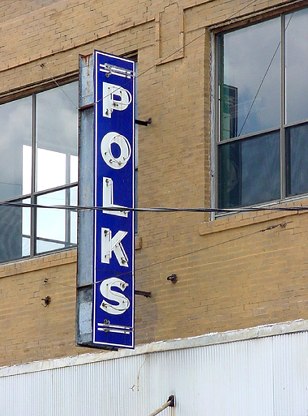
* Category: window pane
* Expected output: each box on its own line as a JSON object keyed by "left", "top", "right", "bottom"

{"left": 36, "top": 190, "right": 66, "bottom": 253}
{"left": 218, "top": 132, "right": 280, "bottom": 208}
{"left": 36, "top": 240, "right": 66, "bottom": 253}
{"left": 0, "top": 97, "right": 32, "bottom": 200}
{"left": 36, "top": 83, "right": 78, "bottom": 191}
{"left": 286, "top": 123, "right": 308, "bottom": 196}
{"left": 285, "top": 9, "right": 308, "bottom": 124}
{"left": 219, "top": 18, "right": 280, "bottom": 139}
{"left": 36, "top": 189, "right": 77, "bottom": 254}
{"left": 0, "top": 199, "right": 30, "bottom": 262}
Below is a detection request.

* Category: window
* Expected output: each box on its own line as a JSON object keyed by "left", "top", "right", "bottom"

{"left": 216, "top": 8, "right": 308, "bottom": 209}
{"left": 0, "top": 82, "right": 78, "bottom": 263}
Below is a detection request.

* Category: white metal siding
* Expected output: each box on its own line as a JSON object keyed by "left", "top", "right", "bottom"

{"left": 1, "top": 328, "right": 307, "bottom": 416}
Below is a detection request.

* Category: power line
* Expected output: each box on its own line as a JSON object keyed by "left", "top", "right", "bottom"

{"left": 85, "top": 220, "right": 291, "bottom": 287}
{"left": 103, "top": 0, "right": 258, "bottom": 103}
{"left": 47, "top": 0, "right": 258, "bottom": 108}
{"left": 238, "top": 13, "right": 294, "bottom": 135}
{"left": 2, "top": 2, "right": 303, "bottom": 220}
{"left": 55, "top": 218, "right": 288, "bottom": 289}
{"left": 0, "top": 198, "right": 307, "bottom": 214}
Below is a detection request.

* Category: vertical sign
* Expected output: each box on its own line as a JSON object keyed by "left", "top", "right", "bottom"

{"left": 93, "top": 51, "right": 135, "bottom": 348}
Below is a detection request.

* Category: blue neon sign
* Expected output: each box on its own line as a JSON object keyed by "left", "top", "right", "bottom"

{"left": 93, "top": 51, "right": 135, "bottom": 348}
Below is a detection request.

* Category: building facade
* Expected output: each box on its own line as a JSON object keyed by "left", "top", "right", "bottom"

{"left": 0, "top": 0, "right": 307, "bottom": 414}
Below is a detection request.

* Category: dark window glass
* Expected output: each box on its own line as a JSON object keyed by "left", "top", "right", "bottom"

{"left": 286, "top": 123, "right": 308, "bottom": 196}
{"left": 217, "top": 10, "right": 308, "bottom": 210}
{"left": 0, "top": 205, "right": 23, "bottom": 263}
{"left": 0, "top": 96, "right": 32, "bottom": 262}
{"left": 218, "top": 132, "right": 280, "bottom": 208}
{"left": 0, "top": 196, "right": 30, "bottom": 263}
{"left": 0, "top": 97, "right": 32, "bottom": 200}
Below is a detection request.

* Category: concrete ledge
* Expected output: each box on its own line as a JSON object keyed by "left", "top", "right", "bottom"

{"left": 1, "top": 319, "right": 307, "bottom": 378}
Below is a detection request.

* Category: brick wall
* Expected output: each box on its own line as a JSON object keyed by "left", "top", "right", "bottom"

{"left": 0, "top": 0, "right": 307, "bottom": 366}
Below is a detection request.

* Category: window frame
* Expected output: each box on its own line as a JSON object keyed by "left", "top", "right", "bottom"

{"left": 0, "top": 78, "right": 78, "bottom": 262}
{"left": 214, "top": 8, "right": 308, "bottom": 213}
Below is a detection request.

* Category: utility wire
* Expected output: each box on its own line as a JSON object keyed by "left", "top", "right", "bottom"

{"left": 28, "top": 0, "right": 300, "bottom": 289}
{"left": 85, "top": 221, "right": 290, "bottom": 287}
{"left": 126, "top": 0, "right": 259, "bottom": 83}
{"left": 0, "top": 198, "right": 307, "bottom": 214}
{"left": 97, "top": 0, "right": 258, "bottom": 105}
{"left": 2, "top": 4, "right": 304, "bottom": 221}
{"left": 45, "top": 0, "right": 258, "bottom": 108}
{"left": 55, "top": 219, "right": 288, "bottom": 289}
{"left": 41, "top": 221, "right": 262, "bottom": 289}
{"left": 238, "top": 41, "right": 281, "bottom": 135}
{"left": 238, "top": 13, "right": 294, "bottom": 135}
{"left": 0, "top": 3, "right": 298, "bottom": 289}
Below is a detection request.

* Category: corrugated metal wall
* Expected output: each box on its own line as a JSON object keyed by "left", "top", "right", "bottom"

{"left": 1, "top": 330, "right": 307, "bottom": 416}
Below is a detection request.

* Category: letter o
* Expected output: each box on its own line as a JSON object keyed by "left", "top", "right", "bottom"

{"left": 100, "top": 132, "right": 131, "bottom": 169}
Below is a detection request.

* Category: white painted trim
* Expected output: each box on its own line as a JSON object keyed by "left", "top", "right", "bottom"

{"left": 1, "top": 319, "right": 307, "bottom": 378}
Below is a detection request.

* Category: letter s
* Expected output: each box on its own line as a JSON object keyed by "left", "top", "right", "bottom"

{"left": 100, "top": 277, "right": 130, "bottom": 315}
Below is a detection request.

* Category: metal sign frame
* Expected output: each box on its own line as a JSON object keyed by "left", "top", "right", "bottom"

{"left": 92, "top": 51, "right": 135, "bottom": 348}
